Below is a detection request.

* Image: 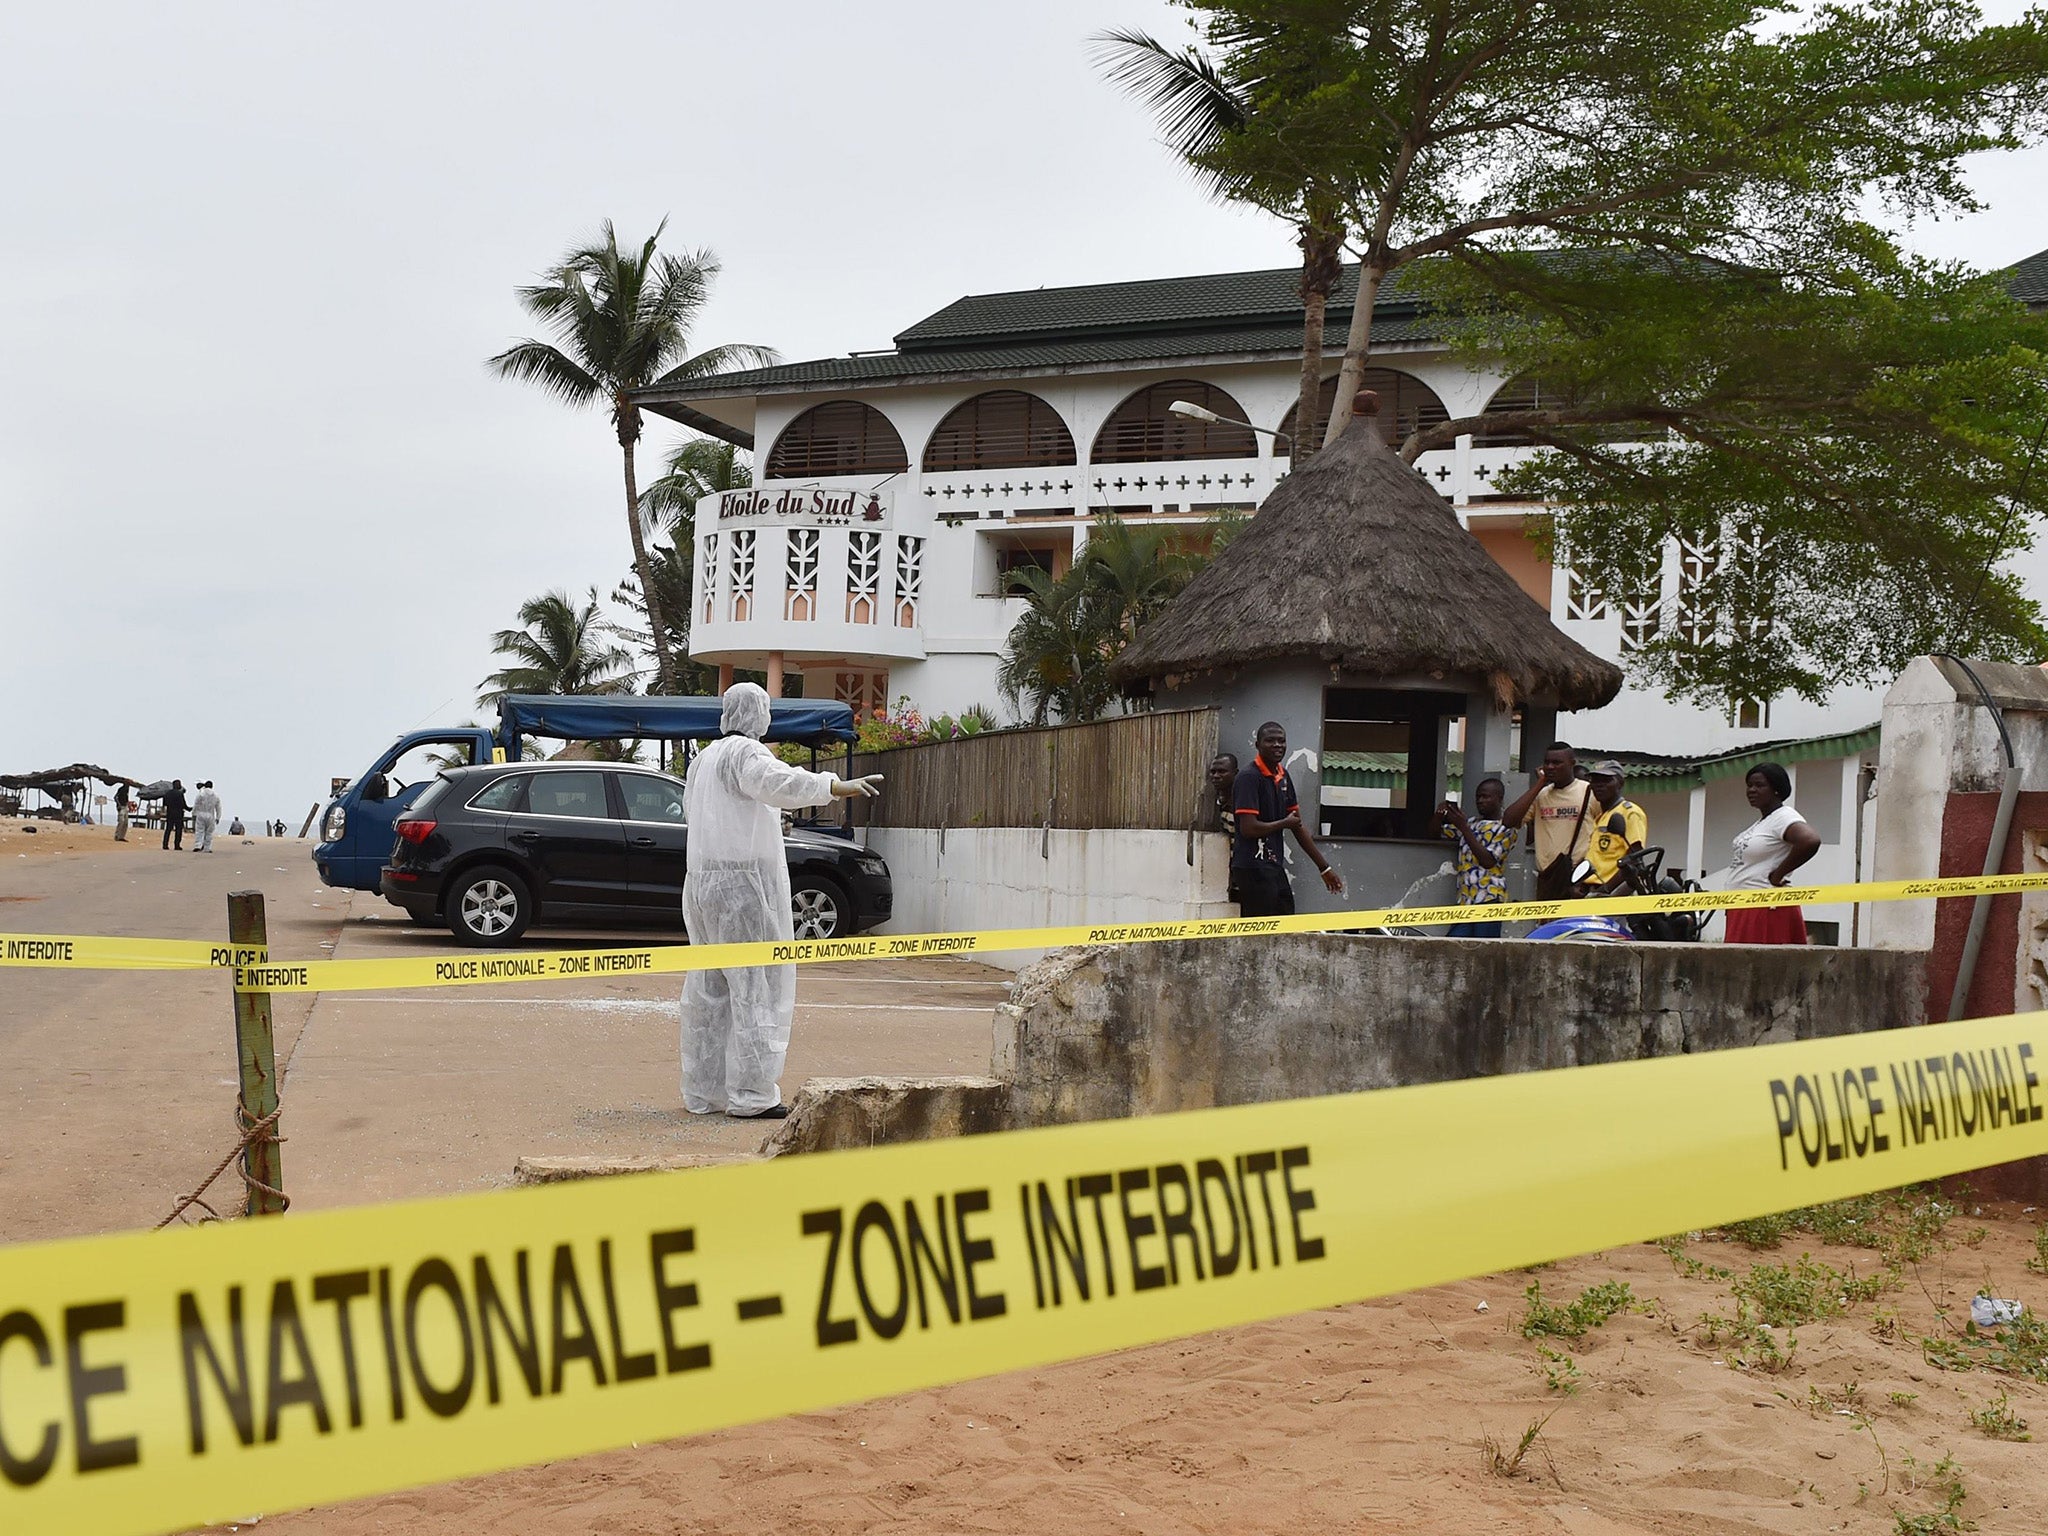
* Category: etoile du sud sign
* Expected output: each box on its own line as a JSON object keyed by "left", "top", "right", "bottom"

{"left": 700, "top": 486, "right": 894, "bottom": 529}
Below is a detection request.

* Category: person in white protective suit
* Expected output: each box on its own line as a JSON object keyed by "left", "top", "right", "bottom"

{"left": 681, "top": 684, "right": 882, "bottom": 1118}
{"left": 191, "top": 781, "right": 223, "bottom": 853}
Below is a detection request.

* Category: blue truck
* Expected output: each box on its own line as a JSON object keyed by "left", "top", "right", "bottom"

{"left": 311, "top": 694, "right": 858, "bottom": 894}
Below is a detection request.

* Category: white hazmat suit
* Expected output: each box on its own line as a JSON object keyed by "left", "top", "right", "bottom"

{"left": 681, "top": 685, "right": 851, "bottom": 1116}
{"left": 192, "top": 786, "right": 222, "bottom": 853}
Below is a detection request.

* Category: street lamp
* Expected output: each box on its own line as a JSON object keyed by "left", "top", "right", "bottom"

{"left": 1168, "top": 398, "right": 1291, "bottom": 453}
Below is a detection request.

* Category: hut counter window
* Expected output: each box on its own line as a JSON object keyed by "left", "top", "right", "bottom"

{"left": 1320, "top": 687, "right": 1464, "bottom": 841}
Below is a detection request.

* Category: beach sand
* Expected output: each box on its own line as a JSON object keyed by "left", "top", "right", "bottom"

{"left": 250, "top": 1208, "right": 2048, "bottom": 1536}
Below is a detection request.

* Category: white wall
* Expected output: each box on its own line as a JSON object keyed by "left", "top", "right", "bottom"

{"left": 868, "top": 825, "right": 1232, "bottom": 971}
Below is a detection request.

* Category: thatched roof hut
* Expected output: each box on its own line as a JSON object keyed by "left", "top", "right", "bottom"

{"left": 1112, "top": 395, "right": 1623, "bottom": 712}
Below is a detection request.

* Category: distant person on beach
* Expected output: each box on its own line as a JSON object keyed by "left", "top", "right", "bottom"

{"left": 192, "top": 781, "right": 221, "bottom": 853}
{"left": 228, "top": 816, "right": 245, "bottom": 837}
{"left": 1231, "top": 722, "right": 1343, "bottom": 917}
{"left": 161, "top": 780, "right": 188, "bottom": 851}
{"left": 113, "top": 783, "right": 130, "bottom": 842}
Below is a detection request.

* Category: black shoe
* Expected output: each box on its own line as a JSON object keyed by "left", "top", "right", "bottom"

{"left": 727, "top": 1103, "right": 791, "bottom": 1120}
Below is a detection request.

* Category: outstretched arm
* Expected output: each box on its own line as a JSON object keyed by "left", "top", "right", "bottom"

{"left": 731, "top": 741, "right": 841, "bottom": 811}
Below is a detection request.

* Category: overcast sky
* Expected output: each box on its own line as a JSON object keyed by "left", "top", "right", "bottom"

{"left": 2, "top": 2, "right": 2043, "bottom": 825}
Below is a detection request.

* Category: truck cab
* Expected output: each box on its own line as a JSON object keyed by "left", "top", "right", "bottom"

{"left": 313, "top": 728, "right": 498, "bottom": 891}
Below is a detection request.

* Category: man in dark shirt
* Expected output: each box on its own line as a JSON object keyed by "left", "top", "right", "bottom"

{"left": 1207, "top": 752, "right": 1239, "bottom": 834}
{"left": 1231, "top": 722, "right": 1344, "bottom": 917}
{"left": 160, "top": 780, "right": 188, "bottom": 852}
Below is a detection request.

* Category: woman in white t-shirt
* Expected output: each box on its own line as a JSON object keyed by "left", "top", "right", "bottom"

{"left": 1724, "top": 762, "right": 1823, "bottom": 944}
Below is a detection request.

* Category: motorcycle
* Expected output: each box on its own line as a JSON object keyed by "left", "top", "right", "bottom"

{"left": 1526, "top": 842, "right": 1709, "bottom": 943}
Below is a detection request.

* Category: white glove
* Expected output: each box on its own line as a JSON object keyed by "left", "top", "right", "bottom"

{"left": 832, "top": 774, "right": 884, "bottom": 799}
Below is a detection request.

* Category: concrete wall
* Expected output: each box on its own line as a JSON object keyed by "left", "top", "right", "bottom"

{"left": 1873, "top": 658, "right": 2048, "bottom": 1012}
{"left": 994, "top": 934, "right": 1928, "bottom": 1128}
{"left": 869, "top": 825, "right": 1232, "bottom": 969}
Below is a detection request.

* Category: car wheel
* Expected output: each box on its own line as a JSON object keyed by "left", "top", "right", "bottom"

{"left": 448, "top": 864, "right": 532, "bottom": 946}
{"left": 790, "top": 874, "right": 848, "bottom": 941}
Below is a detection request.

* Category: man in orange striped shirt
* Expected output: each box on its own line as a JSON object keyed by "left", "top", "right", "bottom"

{"left": 1231, "top": 722, "right": 1344, "bottom": 917}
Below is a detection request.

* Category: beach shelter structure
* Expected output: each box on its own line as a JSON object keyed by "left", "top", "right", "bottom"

{"left": 1113, "top": 391, "right": 1623, "bottom": 906}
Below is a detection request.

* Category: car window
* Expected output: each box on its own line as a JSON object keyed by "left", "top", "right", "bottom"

{"left": 411, "top": 780, "right": 453, "bottom": 813}
{"left": 617, "top": 772, "right": 687, "bottom": 825}
{"left": 524, "top": 771, "right": 609, "bottom": 819}
{"left": 468, "top": 775, "right": 526, "bottom": 813}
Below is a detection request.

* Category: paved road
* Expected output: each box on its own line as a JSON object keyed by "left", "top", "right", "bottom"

{"left": 0, "top": 825, "right": 1008, "bottom": 1242}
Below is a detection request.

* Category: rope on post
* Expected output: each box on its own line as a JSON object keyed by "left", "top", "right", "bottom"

{"left": 154, "top": 1099, "right": 289, "bottom": 1229}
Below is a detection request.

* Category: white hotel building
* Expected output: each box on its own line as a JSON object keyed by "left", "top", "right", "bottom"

{"left": 636, "top": 255, "right": 2047, "bottom": 933}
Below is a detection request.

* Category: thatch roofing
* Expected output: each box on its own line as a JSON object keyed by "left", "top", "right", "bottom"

{"left": 1111, "top": 400, "right": 1625, "bottom": 712}
{"left": 0, "top": 763, "right": 138, "bottom": 792}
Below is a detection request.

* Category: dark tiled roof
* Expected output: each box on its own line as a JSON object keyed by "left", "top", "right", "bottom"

{"left": 2008, "top": 248, "right": 2048, "bottom": 307}
{"left": 894, "top": 264, "right": 1420, "bottom": 346}
{"left": 637, "top": 313, "right": 1437, "bottom": 400}
{"left": 640, "top": 247, "right": 2048, "bottom": 409}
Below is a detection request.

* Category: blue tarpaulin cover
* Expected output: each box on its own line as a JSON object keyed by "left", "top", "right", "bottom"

{"left": 495, "top": 695, "right": 855, "bottom": 747}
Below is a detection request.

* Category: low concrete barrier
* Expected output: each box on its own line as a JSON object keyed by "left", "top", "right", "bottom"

{"left": 994, "top": 934, "right": 1930, "bottom": 1128}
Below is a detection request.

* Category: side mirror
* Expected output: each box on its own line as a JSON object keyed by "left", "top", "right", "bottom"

{"left": 1572, "top": 860, "right": 1594, "bottom": 884}
{"left": 1605, "top": 812, "right": 1626, "bottom": 835}
{"left": 360, "top": 774, "right": 389, "bottom": 804}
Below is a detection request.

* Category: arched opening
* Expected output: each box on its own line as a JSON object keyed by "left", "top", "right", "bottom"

{"left": 1090, "top": 380, "right": 1258, "bottom": 464}
{"left": 922, "top": 390, "right": 1076, "bottom": 472}
{"left": 1279, "top": 368, "right": 1450, "bottom": 455}
{"left": 765, "top": 400, "right": 910, "bottom": 479}
{"left": 1476, "top": 373, "right": 1663, "bottom": 447}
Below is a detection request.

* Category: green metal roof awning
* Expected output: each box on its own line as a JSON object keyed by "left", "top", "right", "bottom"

{"left": 1324, "top": 751, "right": 1463, "bottom": 791}
{"left": 1321, "top": 725, "right": 1878, "bottom": 795}
{"left": 1602, "top": 726, "right": 1880, "bottom": 789}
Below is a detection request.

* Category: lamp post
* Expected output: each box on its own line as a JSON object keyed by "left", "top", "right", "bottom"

{"left": 1168, "top": 399, "right": 1292, "bottom": 454}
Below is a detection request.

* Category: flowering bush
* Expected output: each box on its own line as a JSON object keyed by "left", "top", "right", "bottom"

{"left": 852, "top": 698, "right": 999, "bottom": 752}
{"left": 854, "top": 698, "right": 927, "bottom": 753}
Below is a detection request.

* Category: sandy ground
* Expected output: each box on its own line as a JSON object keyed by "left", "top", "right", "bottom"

{"left": 5, "top": 827, "right": 2046, "bottom": 1533}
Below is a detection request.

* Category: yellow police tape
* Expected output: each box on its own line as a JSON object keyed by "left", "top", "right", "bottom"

{"left": 1, "top": 872, "right": 2042, "bottom": 993}
{"left": 229, "top": 871, "right": 2043, "bottom": 993}
{"left": 2, "top": 1012, "right": 2044, "bottom": 1536}
{"left": 0, "top": 935, "right": 264, "bottom": 971}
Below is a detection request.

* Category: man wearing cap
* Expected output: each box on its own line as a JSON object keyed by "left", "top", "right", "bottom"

{"left": 1581, "top": 760, "right": 1649, "bottom": 888}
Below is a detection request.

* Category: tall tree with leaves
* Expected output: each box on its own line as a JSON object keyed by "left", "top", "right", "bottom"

{"left": 490, "top": 223, "right": 774, "bottom": 693}
{"left": 1152, "top": 1, "right": 2048, "bottom": 447}
{"left": 1095, "top": 21, "right": 1357, "bottom": 457}
{"left": 478, "top": 588, "right": 636, "bottom": 708}
{"left": 1109, "top": 1, "right": 2048, "bottom": 700}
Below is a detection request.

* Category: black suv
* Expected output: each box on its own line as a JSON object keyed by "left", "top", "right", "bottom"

{"left": 379, "top": 762, "right": 892, "bottom": 946}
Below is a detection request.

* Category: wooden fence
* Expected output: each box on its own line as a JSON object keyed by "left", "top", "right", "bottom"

{"left": 842, "top": 708, "right": 1219, "bottom": 831}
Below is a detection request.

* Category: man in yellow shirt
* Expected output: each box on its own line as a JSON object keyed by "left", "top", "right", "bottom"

{"left": 1581, "top": 759, "right": 1649, "bottom": 887}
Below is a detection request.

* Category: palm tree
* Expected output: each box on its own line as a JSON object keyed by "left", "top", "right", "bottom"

{"left": 640, "top": 436, "right": 751, "bottom": 543}
{"left": 612, "top": 540, "right": 706, "bottom": 694}
{"left": 997, "top": 560, "right": 1109, "bottom": 726}
{"left": 490, "top": 223, "right": 775, "bottom": 692}
{"left": 611, "top": 436, "right": 752, "bottom": 693}
{"left": 479, "top": 588, "right": 635, "bottom": 708}
{"left": 997, "top": 517, "right": 1217, "bottom": 724}
{"left": 1095, "top": 29, "right": 1349, "bottom": 460}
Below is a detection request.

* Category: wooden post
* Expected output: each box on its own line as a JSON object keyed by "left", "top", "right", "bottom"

{"left": 228, "top": 890, "right": 286, "bottom": 1216}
